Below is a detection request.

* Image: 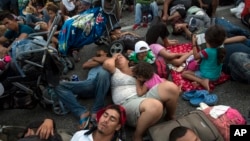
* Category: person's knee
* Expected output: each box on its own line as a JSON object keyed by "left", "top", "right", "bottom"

{"left": 97, "top": 67, "right": 111, "bottom": 78}
{"left": 142, "top": 99, "right": 163, "bottom": 115}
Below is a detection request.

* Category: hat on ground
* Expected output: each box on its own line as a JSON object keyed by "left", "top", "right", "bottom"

{"left": 134, "top": 41, "right": 150, "bottom": 53}
{"left": 22, "top": 6, "right": 35, "bottom": 15}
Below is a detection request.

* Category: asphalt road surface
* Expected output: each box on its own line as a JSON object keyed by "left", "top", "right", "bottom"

{"left": 1, "top": 4, "right": 250, "bottom": 141}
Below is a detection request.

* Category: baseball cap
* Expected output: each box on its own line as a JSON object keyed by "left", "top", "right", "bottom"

{"left": 134, "top": 41, "right": 150, "bottom": 53}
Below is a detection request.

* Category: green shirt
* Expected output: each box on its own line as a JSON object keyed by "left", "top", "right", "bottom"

{"left": 136, "top": 0, "right": 155, "bottom": 5}
{"left": 129, "top": 50, "right": 156, "bottom": 64}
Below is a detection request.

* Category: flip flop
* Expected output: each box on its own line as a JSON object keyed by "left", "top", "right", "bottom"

{"left": 189, "top": 90, "right": 209, "bottom": 107}
{"left": 79, "top": 116, "right": 90, "bottom": 130}
{"left": 182, "top": 90, "right": 197, "bottom": 101}
{"left": 182, "top": 90, "right": 208, "bottom": 101}
{"left": 204, "top": 94, "right": 218, "bottom": 106}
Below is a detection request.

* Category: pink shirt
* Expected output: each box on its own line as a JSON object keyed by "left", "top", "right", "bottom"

{"left": 144, "top": 73, "right": 164, "bottom": 89}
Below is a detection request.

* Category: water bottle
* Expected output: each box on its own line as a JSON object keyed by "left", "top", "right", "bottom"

{"left": 71, "top": 74, "right": 79, "bottom": 81}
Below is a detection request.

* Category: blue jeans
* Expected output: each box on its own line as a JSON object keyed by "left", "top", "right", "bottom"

{"left": 215, "top": 18, "right": 250, "bottom": 39}
{"left": 54, "top": 66, "right": 111, "bottom": 117}
{"left": 229, "top": 52, "right": 250, "bottom": 83}
{"left": 135, "top": 2, "right": 158, "bottom": 24}
{"left": 223, "top": 43, "right": 250, "bottom": 74}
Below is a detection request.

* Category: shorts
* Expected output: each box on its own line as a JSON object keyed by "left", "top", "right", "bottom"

{"left": 146, "top": 85, "right": 161, "bottom": 101}
{"left": 122, "top": 95, "right": 146, "bottom": 127}
{"left": 195, "top": 70, "right": 218, "bottom": 81}
{"left": 122, "top": 85, "right": 161, "bottom": 127}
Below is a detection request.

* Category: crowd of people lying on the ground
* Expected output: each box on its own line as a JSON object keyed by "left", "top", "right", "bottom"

{"left": 1, "top": 0, "right": 250, "bottom": 141}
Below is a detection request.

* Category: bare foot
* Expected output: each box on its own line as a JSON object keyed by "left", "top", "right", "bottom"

{"left": 200, "top": 79, "right": 210, "bottom": 91}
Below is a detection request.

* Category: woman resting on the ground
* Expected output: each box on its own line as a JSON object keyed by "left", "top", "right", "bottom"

{"left": 103, "top": 53, "right": 181, "bottom": 141}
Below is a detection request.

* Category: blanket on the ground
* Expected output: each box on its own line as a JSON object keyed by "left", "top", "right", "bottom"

{"left": 167, "top": 43, "right": 230, "bottom": 92}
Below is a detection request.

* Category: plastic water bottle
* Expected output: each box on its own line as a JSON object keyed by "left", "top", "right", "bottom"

{"left": 71, "top": 74, "right": 79, "bottom": 81}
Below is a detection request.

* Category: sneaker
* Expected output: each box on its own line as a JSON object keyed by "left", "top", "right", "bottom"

{"left": 132, "top": 24, "right": 140, "bottom": 30}
{"left": 142, "top": 23, "right": 148, "bottom": 28}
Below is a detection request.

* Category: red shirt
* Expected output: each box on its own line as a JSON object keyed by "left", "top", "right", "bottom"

{"left": 241, "top": 0, "right": 250, "bottom": 17}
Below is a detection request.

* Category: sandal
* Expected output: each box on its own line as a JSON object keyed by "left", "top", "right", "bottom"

{"left": 79, "top": 116, "right": 90, "bottom": 130}
{"left": 90, "top": 118, "right": 97, "bottom": 128}
{"left": 72, "top": 50, "right": 80, "bottom": 62}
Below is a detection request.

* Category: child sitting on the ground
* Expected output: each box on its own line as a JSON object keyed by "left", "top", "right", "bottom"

{"left": 181, "top": 25, "right": 226, "bottom": 91}
{"left": 133, "top": 61, "right": 164, "bottom": 96}
{"left": 128, "top": 40, "right": 156, "bottom": 65}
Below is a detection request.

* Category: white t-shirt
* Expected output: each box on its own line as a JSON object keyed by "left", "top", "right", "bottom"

{"left": 71, "top": 130, "right": 121, "bottom": 141}
{"left": 111, "top": 68, "right": 137, "bottom": 104}
{"left": 71, "top": 130, "right": 93, "bottom": 141}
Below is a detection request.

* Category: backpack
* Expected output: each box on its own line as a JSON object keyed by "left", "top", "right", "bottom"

{"left": 148, "top": 110, "right": 224, "bottom": 141}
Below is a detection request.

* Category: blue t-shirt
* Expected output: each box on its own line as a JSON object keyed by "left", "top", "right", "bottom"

{"left": 199, "top": 47, "right": 222, "bottom": 81}
{"left": 4, "top": 24, "right": 34, "bottom": 42}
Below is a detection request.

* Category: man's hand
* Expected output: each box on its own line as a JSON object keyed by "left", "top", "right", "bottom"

{"left": 36, "top": 119, "right": 54, "bottom": 139}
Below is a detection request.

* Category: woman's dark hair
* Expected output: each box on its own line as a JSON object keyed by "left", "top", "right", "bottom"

{"left": 217, "top": 47, "right": 226, "bottom": 65}
{"left": 132, "top": 62, "right": 155, "bottom": 80}
{"left": 205, "top": 25, "right": 226, "bottom": 65}
{"left": 169, "top": 126, "right": 192, "bottom": 141}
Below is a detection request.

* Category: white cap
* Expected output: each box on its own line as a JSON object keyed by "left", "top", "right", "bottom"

{"left": 134, "top": 41, "right": 150, "bottom": 53}
{"left": 0, "top": 83, "right": 4, "bottom": 96}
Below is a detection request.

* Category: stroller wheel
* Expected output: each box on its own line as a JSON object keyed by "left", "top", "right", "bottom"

{"left": 110, "top": 40, "right": 124, "bottom": 55}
